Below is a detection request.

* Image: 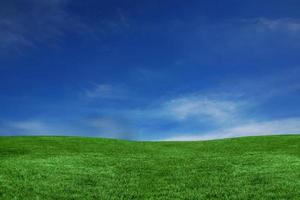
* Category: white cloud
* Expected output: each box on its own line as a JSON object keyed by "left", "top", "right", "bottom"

{"left": 80, "top": 77, "right": 299, "bottom": 140}
{"left": 161, "top": 95, "right": 244, "bottom": 124}
{"left": 163, "top": 118, "right": 300, "bottom": 141}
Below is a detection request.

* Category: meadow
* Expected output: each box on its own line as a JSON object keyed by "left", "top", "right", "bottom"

{"left": 0, "top": 135, "right": 299, "bottom": 199}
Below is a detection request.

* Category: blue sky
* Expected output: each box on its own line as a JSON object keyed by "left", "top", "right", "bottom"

{"left": 0, "top": 0, "right": 300, "bottom": 140}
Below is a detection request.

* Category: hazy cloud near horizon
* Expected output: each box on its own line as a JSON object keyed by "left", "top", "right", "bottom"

{"left": 2, "top": 70, "right": 299, "bottom": 141}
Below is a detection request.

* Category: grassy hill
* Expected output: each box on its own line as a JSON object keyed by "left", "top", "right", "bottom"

{"left": 0, "top": 135, "right": 299, "bottom": 200}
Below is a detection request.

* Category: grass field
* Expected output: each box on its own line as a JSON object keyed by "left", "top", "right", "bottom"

{"left": 0, "top": 135, "right": 299, "bottom": 199}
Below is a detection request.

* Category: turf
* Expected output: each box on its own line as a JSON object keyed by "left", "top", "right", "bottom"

{"left": 0, "top": 135, "right": 299, "bottom": 200}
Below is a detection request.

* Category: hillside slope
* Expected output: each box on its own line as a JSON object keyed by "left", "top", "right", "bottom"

{"left": 0, "top": 135, "right": 299, "bottom": 199}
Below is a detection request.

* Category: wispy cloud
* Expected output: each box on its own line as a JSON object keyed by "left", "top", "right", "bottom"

{"left": 157, "top": 71, "right": 300, "bottom": 140}
{"left": 1, "top": 69, "right": 297, "bottom": 140}
{"left": 0, "top": 0, "right": 69, "bottom": 53}
{"left": 79, "top": 93, "right": 248, "bottom": 139}
{"left": 204, "top": 67, "right": 300, "bottom": 104}
{"left": 256, "top": 18, "right": 300, "bottom": 33}
{"left": 0, "top": 0, "right": 132, "bottom": 55}
{"left": 79, "top": 70, "right": 299, "bottom": 140}
{"left": 2, "top": 85, "right": 299, "bottom": 141}
{"left": 163, "top": 118, "right": 300, "bottom": 141}
{"left": 0, "top": 118, "right": 133, "bottom": 139}
{"left": 0, "top": 117, "right": 92, "bottom": 136}
{"left": 162, "top": 95, "right": 244, "bottom": 124}
{"left": 84, "top": 84, "right": 129, "bottom": 100}
{"left": 226, "top": 17, "right": 300, "bottom": 35}
{"left": 0, "top": 120, "right": 58, "bottom": 135}
{"left": 37, "top": 67, "right": 299, "bottom": 140}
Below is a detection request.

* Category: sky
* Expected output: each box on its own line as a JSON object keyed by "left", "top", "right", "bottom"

{"left": 0, "top": 0, "right": 300, "bottom": 141}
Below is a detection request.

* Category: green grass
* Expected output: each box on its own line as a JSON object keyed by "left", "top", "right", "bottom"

{"left": 0, "top": 135, "right": 299, "bottom": 200}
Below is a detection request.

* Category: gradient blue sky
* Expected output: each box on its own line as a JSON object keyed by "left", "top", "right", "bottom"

{"left": 1, "top": 0, "right": 300, "bottom": 140}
